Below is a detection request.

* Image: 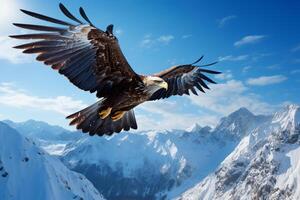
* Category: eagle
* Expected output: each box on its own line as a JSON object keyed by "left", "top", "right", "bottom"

{"left": 11, "top": 3, "right": 221, "bottom": 136}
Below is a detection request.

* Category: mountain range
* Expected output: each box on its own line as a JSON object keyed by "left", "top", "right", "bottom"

{"left": 0, "top": 104, "right": 299, "bottom": 200}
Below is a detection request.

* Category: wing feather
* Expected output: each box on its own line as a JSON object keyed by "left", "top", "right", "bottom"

{"left": 12, "top": 23, "right": 66, "bottom": 32}
{"left": 20, "top": 9, "right": 74, "bottom": 26}
{"left": 10, "top": 33, "right": 68, "bottom": 40}
{"left": 59, "top": 3, "right": 83, "bottom": 24}
{"left": 79, "top": 7, "right": 94, "bottom": 26}
{"left": 149, "top": 56, "right": 220, "bottom": 100}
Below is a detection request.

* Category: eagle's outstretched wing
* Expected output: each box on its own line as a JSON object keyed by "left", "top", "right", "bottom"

{"left": 10, "top": 3, "right": 141, "bottom": 98}
{"left": 149, "top": 56, "right": 220, "bottom": 100}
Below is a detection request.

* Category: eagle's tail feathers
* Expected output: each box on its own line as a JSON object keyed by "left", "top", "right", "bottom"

{"left": 66, "top": 101, "right": 137, "bottom": 136}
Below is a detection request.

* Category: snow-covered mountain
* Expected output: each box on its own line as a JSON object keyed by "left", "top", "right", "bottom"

{"left": 59, "top": 107, "right": 270, "bottom": 200}
{"left": 178, "top": 104, "right": 300, "bottom": 200}
{"left": 0, "top": 122, "right": 105, "bottom": 200}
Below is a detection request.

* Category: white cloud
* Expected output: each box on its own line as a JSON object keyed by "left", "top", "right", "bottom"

{"left": 136, "top": 100, "right": 216, "bottom": 130}
{"left": 246, "top": 75, "right": 287, "bottom": 86}
{"left": 115, "top": 28, "right": 123, "bottom": 36}
{"left": 291, "top": 69, "right": 300, "bottom": 74}
{"left": 0, "top": 0, "right": 21, "bottom": 27}
{"left": 266, "top": 64, "right": 280, "bottom": 70}
{"left": 0, "top": 82, "right": 87, "bottom": 115}
{"left": 218, "top": 55, "right": 249, "bottom": 61}
{"left": 234, "top": 35, "right": 266, "bottom": 47}
{"left": 215, "top": 70, "right": 233, "bottom": 80}
{"left": 0, "top": 35, "right": 33, "bottom": 64}
{"left": 167, "top": 58, "right": 178, "bottom": 66}
{"left": 188, "top": 80, "right": 276, "bottom": 116}
{"left": 140, "top": 39, "right": 154, "bottom": 48}
{"left": 242, "top": 65, "right": 252, "bottom": 73}
{"left": 291, "top": 44, "right": 300, "bottom": 52}
{"left": 218, "top": 15, "right": 237, "bottom": 27}
{"left": 157, "top": 35, "right": 174, "bottom": 44}
{"left": 251, "top": 53, "right": 272, "bottom": 62}
{"left": 140, "top": 34, "right": 175, "bottom": 48}
{"left": 182, "top": 34, "right": 192, "bottom": 39}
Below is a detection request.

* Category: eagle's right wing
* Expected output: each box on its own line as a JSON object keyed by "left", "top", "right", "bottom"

{"left": 149, "top": 56, "right": 221, "bottom": 100}
{"left": 11, "top": 3, "right": 142, "bottom": 98}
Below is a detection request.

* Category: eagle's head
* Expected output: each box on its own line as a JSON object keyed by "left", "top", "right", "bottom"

{"left": 143, "top": 76, "right": 168, "bottom": 94}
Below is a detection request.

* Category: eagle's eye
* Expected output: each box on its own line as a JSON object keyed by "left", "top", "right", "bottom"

{"left": 154, "top": 79, "right": 162, "bottom": 83}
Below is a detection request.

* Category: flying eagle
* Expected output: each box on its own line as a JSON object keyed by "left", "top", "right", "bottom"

{"left": 11, "top": 3, "right": 221, "bottom": 136}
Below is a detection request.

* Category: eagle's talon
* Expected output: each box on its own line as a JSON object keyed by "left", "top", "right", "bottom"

{"left": 111, "top": 111, "right": 125, "bottom": 121}
{"left": 99, "top": 107, "right": 112, "bottom": 119}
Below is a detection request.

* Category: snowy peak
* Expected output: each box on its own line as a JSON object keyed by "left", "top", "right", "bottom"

{"left": 0, "top": 122, "right": 104, "bottom": 200}
{"left": 272, "top": 104, "right": 300, "bottom": 130}
{"left": 187, "top": 123, "right": 202, "bottom": 132}
{"left": 187, "top": 123, "right": 212, "bottom": 135}
{"left": 214, "top": 107, "right": 269, "bottom": 138}
{"left": 230, "top": 107, "right": 254, "bottom": 117}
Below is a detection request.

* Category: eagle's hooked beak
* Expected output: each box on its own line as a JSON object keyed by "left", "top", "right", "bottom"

{"left": 159, "top": 81, "right": 168, "bottom": 90}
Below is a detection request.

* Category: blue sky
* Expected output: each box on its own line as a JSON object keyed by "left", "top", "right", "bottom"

{"left": 0, "top": 0, "right": 299, "bottom": 130}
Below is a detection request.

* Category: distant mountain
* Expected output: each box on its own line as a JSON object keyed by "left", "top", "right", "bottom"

{"left": 178, "top": 105, "right": 300, "bottom": 200}
{"left": 2, "top": 120, "right": 82, "bottom": 155}
{"left": 0, "top": 122, "right": 105, "bottom": 200}
{"left": 59, "top": 107, "right": 270, "bottom": 200}
{"left": 214, "top": 107, "right": 271, "bottom": 138}
{"left": 3, "top": 119, "right": 82, "bottom": 142}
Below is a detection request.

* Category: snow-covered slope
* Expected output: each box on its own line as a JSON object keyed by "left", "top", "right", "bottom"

{"left": 178, "top": 104, "right": 300, "bottom": 200}
{"left": 0, "top": 122, "right": 104, "bottom": 200}
{"left": 60, "top": 107, "right": 269, "bottom": 200}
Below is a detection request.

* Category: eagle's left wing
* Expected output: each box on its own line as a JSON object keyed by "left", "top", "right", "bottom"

{"left": 149, "top": 56, "right": 220, "bottom": 100}
{"left": 10, "top": 4, "right": 142, "bottom": 98}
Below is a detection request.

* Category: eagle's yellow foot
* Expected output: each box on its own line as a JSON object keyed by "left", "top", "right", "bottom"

{"left": 111, "top": 111, "right": 126, "bottom": 121}
{"left": 99, "top": 107, "right": 112, "bottom": 119}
